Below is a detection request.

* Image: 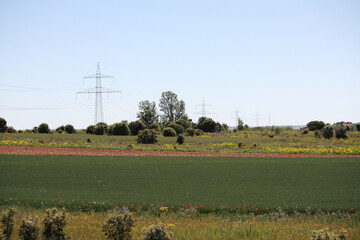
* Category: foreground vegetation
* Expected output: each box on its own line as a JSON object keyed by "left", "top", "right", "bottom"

{"left": 1, "top": 207, "right": 359, "bottom": 239}
{"left": 1, "top": 129, "right": 360, "bottom": 155}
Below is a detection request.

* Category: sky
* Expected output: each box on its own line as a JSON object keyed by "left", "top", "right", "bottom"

{"left": 0, "top": 0, "right": 359, "bottom": 130}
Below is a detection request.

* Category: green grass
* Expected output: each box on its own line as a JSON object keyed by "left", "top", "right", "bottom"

{"left": 1, "top": 155, "right": 359, "bottom": 210}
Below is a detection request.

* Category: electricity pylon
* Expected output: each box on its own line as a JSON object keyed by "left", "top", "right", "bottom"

{"left": 76, "top": 62, "right": 120, "bottom": 124}
{"left": 194, "top": 98, "right": 213, "bottom": 118}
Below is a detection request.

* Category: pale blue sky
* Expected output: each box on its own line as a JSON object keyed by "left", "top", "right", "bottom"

{"left": 0, "top": 0, "right": 359, "bottom": 129}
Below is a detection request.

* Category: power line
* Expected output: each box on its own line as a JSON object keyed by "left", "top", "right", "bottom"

{"left": 76, "top": 62, "right": 121, "bottom": 124}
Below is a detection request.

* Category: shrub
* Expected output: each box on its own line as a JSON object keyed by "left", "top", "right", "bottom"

{"left": 302, "top": 129, "right": 309, "bottom": 134}
{"left": 163, "top": 127, "right": 176, "bottom": 137}
{"left": 148, "top": 123, "right": 160, "bottom": 131}
{"left": 94, "top": 125, "right": 106, "bottom": 135}
{"left": 221, "top": 123, "right": 229, "bottom": 132}
{"left": 0, "top": 118, "right": 7, "bottom": 133}
{"left": 144, "top": 224, "right": 172, "bottom": 240}
{"left": 64, "top": 124, "right": 75, "bottom": 134}
{"left": 335, "top": 128, "right": 347, "bottom": 139}
{"left": 32, "top": 127, "right": 38, "bottom": 133}
{"left": 137, "top": 129, "right": 158, "bottom": 144}
{"left": 306, "top": 121, "right": 325, "bottom": 131}
{"left": 185, "top": 128, "right": 195, "bottom": 137}
{"left": 177, "top": 134, "right": 185, "bottom": 145}
{"left": 274, "top": 127, "right": 281, "bottom": 135}
{"left": 102, "top": 213, "right": 135, "bottom": 240}
{"left": 86, "top": 125, "right": 95, "bottom": 134}
{"left": 111, "top": 123, "right": 130, "bottom": 136}
{"left": 56, "top": 126, "right": 65, "bottom": 133}
{"left": 194, "top": 129, "right": 203, "bottom": 136}
{"left": 1, "top": 208, "right": 15, "bottom": 240}
{"left": 19, "top": 217, "right": 40, "bottom": 240}
{"left": 38, "top": 123, "right": 50, "bottom": 133}
{"left": 321, "top": 126, "right": 334, "bottom": 139}
{"left": 42, "top": 208, "right": 69, "bottom": 240}
{"left": 128, "top": 120, "right": 146, "bottom": 136}
{"left": 6, "top": 126, "right": 16, "bottom": 133}
{"left": 197, "top": 117, "right": 216, "bottom": 133}
{"left": 314, "top": 130, "right": 322, "bottom": 139}
{"left": 165, "top": 122, "right": 184, "bottom": 135}
{"left": 356, "top": 124, "right": 360, "bottom": 132}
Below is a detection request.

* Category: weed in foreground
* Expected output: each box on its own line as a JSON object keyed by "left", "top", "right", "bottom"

{"left": 102, "top": 213, "right": 135, "bottom": 240}
{"left": 0, "top": 208, "right": 14, "bottom": 240}
{"left": 19, "top": 217, "right": 40, "bottom": 240}
{"left": 42, "top": 208, "right": 70, "bottom": 240}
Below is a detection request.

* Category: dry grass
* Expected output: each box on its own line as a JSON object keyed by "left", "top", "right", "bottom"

{"left": 3, "top": 208, "right": 360, "bottom": 240}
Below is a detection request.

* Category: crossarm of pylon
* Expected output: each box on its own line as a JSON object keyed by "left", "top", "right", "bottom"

{"left": 83, "top": 74, "right": 114, "bottom": 79}
{"left": 76, "top": 87, "right": 120, "bottom": 94}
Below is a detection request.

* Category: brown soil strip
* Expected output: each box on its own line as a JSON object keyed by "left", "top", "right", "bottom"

{"left": 1, "top": 145, "right": 360, "bottom": 158}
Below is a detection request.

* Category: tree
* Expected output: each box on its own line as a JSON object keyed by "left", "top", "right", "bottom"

{"left": 159, "top": 91, "right": 185, "bottom": 123}
{"left": 237, "top": 119, "right": 245, "bottom": 131}
{"left": 38, "top": 123, "right": 50, "bottom": 133}
{"left": 56, "top": 125, "right": 65, "bottom": 133}
{"left": 0, "top": 118, "right": 7, "bottom": 133}
{"left": 306, "top": 121, "right": 325, "bottom": 131}
{"left": 137, "top": 100, "right": 158, "bottom": 125}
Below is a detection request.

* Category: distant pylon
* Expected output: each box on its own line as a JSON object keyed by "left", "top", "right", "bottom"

{"left": 76, "top": 62, "right": 121, "bottom": 124}
{"left": 194, "top": 98, "right": 213, "bottom": 118}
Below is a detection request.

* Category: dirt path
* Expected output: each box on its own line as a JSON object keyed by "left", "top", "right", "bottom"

{"left": 1, "top": 145, "right": 360, "bottom": 158}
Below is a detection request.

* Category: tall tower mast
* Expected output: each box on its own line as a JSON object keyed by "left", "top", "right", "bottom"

{"left": 77, "top": 63, "right": 120, "bottom": 124}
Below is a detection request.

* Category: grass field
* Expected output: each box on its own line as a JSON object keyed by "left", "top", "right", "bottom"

{"left": 1, "top": 155, "right": 359, "bottom": 210}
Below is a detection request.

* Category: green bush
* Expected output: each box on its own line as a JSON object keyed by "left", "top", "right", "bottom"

{"left": 194, "top": 129, "right": 203, "bottom": 136}
{"left": 356, "top": 124, "right": 360, "bottom": 132}
{"left": 144, "top": 224, "right": 172, "bottom": 240}
{"left": 19, "top": 217, "right": 40, "bottom": 240}
{"left": 306, "top": 121, "right": 325, "bottom": 131}
{"left": 94, "top": 125, "right": 105, "bottom": 135}
{"left": 0, "top": 118, "right": 7, "bottom": 133}
{"left": 128, "top": 120, "right": 146, "bottom": 136}
{"left": 102, "top": 214, "right": 135, "bottom": 240}
{"left": 86, "top": 125, "right": 95, "bottom": 134}
{"left": 56, "top": 126, "right": 65, "bottom": 133}
{"left": 42, "top": 208, "right": 69, "bottom": 240}
{"left": 321, "top": 126, "right": 334, "bottom": 139}
{"left": 6, "top": 126, "right": 16, "bottom": 133}
{"left": 137, "top": 129, "right": 158, "bottom": 144}
{"left": 314, "top": 130, "right": 322, "bottom": 139}
{"left": 165, "top": 122, "right": 184, "bottom": 135}
{"left": 177, "top": 134, "right": 185, "bottom": 145}
{"left": 335, "top": 128, "right": 347, "bottom": 139}
{"left": 64, "top": 124, "right": 75, "bottom": 134}
{"left": 197, "top": 117, "right": 216, "bottom": 133}
{"left": 148, "top": 123, "right": 160, "bottom": 131}
{"left": 111, "top": 123, "right": 130, "bottom": 136}
{"left": 38, "top": 123, "right": 50, "bottom": 134}
{"left": 1, "top": 208, "right": 15, "bottom": 240}
{"left": 163, "top": 127, "right": 177, "bottom": 137}
{"left": 185, "top": 128, "right": 195, "bottom": 137}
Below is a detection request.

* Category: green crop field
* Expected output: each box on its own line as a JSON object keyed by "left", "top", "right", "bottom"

{"left": 1, "top": 155, "right": 359, "bottom": 209}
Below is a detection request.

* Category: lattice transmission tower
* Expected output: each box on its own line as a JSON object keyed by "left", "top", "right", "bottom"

{"left": 77, "top": 62, "right": 121, "bottom": 124}
{"left": 194, "top": 98, "right": 213, "bottom": 118}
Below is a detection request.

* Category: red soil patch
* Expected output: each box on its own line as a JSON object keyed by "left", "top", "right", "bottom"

{"left": 1, "top": 145, "right": 359, "bottom": 158}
